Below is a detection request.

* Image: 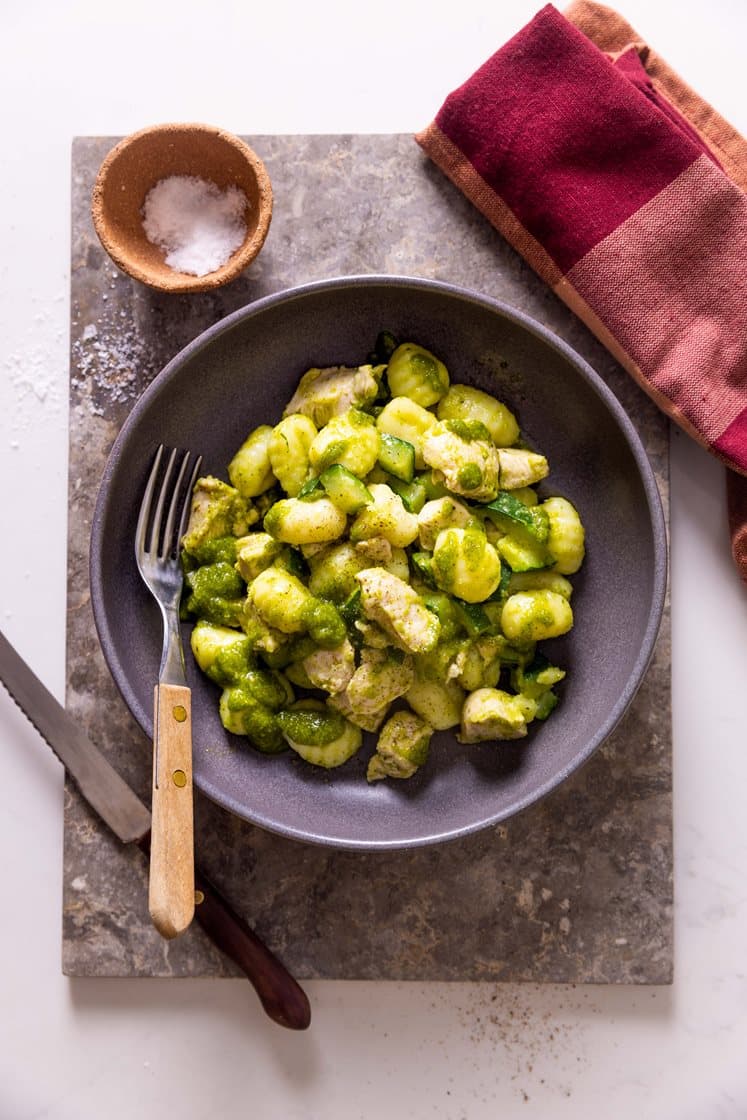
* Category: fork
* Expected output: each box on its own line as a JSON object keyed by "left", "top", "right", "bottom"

{"left": 135, "top": 444, "right": 202, "bottom": 939}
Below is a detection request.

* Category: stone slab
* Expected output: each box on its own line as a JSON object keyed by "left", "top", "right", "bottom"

{"left": 64, "top": 135, "right": 672, "bottom": 982}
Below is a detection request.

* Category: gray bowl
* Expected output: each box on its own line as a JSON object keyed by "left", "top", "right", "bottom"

{"left": 90, "top": 275, "right": 666, "bottom": 851}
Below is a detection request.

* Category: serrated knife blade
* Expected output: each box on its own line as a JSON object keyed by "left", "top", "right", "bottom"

{"left": 0, "top": 627, "right": 151, "bottom": 842}
{"left": 0, "top": 625, "right": 311, "bottom": 1029}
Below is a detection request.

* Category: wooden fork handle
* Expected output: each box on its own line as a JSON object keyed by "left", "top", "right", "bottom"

{"left": 149, "top": 683, "right": 195, "bottom": 939}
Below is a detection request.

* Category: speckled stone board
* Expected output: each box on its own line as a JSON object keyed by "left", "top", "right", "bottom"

{"left": 64, "top": 136, "right": 672, "bottom": 983}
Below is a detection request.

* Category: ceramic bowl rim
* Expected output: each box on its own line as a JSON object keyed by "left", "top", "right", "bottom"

{"left": 89, "top": 273, "right": 668, "bottom": 850}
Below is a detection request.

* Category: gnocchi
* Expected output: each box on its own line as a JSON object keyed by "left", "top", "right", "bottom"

{"left": 181, "top": 333, "right": 585, "bottom": 781}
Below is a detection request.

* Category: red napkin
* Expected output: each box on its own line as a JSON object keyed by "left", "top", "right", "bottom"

{"left": 416, "top": 1, "right": 747, "bottom": 582}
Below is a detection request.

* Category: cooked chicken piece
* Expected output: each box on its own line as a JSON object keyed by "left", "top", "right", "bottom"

{"left": 366, "top": 709, "right": 433, "bottom": 782}
{"left": 355, "top": 567, "right": 440, "bottom": 654}
{"left": 422, "top": 423, "right": 500, "bottom": 501}
{"left": 182, "top": 476, "right": 257, "bottom": 555}
{"left": 235, "top": 532, "right": 283, "bottom": 582}
{"left": 302, "top": 638, "right": 356, "bottom": 694}
{"left": 283, "top": 364, "right": 380, "bottom": 427}
{"left": 354, "top": 536, "right": 393, "bottom": 564}
{"left": 328, "top": 648, "right": 413, "bottom": 730}
{"left": 328, "top": 690, "right": 390, "bottom": 734}
{"left": 496, "top": 448, "right": 549, "bottom": 489}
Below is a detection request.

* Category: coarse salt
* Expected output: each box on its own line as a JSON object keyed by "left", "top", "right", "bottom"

{"left": 142, "top": 175, "right": 248, "bottom": 277}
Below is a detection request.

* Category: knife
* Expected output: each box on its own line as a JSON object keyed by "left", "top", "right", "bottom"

{"left": 0, "top": 627, "right": 311, "bottom": 1031}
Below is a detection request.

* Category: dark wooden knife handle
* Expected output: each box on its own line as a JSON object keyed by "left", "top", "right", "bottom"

{"left": 137, "top": 836, "right": 310, "bottom": 1030}
{"left": 192, "top": 865, "right": 311, "bottom": 1030}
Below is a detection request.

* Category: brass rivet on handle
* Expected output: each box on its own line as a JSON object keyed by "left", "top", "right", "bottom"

{"left": 172, "top": 769, "right": 187, "bottom": 787}
{"left": 173, "top": 704, "right": 187, "bottom": 722}
{"left": 194, "top": 890, "right": 205, "bottom": 905}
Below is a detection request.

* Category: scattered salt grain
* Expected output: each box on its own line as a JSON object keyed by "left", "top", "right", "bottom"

{"left": 142, "top": 175, "right": 248, "bottom": 277}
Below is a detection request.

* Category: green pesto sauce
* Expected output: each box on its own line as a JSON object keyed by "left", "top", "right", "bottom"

{"left": 316, "top": 439, "right": 348, "bottom": 471}
{"left": 188, "top": 561, "right": 244, "bottom": 599}
{"left": 243, "top": 669, "right": 288, "bottom": 711}
{"left": 462, "top": 530, "right": 486, "bottom": 568}
{"left": 457, "top": 463, "right": 484, "bottom": 491}
{"left": 277, "top": 708, "right": 347, "bottom": 746}
{"left": 303, "top": 599, "right": 346, "bottom": 648}
{"left": 224, "top": 690, "right": 285, "bottom": 752}
{"left": 348, "top": 408, "right": 375, "bottom": 428}
{"left": 186, "top": 535, "right": 239, "bottom": 565}
{"left": 185, "top": 562, "right": 245, "bottom": 626}
{"left": 411, "top": 351, "right": 445, "bottom": 393}
{"left": 445, "top": 418, "right": 491, "bottom": 442}
{"left": 433, "top": 535, "right": 458, "bottom": 586}
{"left": 210, "top": 640, "right": 254, "bottom": 685}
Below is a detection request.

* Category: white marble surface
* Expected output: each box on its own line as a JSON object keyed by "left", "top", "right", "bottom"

{"left": 1, "top": 1, "right": 746, "bottom": 1116}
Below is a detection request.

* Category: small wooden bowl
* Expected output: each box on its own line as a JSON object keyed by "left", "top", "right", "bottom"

{"left": 92, "top": 123, "right": 273, "bottom": 293}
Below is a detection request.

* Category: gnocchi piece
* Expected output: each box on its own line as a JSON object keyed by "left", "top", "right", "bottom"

{"left": 543, "top": 496, "right": 586, "bottom": 574}
{"left": 437, "top": 384, "right": 520, "bottom": 447}
{"left": 406, "top": 673, "right": 465, "bottom": 730}
{"left": 500, "top": 590, "right": 574, "bottom": 642}
{"left": 417, "top": 496, "right": 475, "bottom": 551}
{"left": 506, "top": 570, "right": 574, "bottom": 600}
{"left": 268, "top": 414, "right": 318, "bottom": 496}
{"left": 228, "top": 425, "right": 276, "bottom": 497}
{"left": 308, "top": 409, "right": 380, "bottom": 478}
{"left": 219, "top": 683, "right": 290, "bottom": 753}
{"left": 386, "top": 342, "right": 450, "bottom": 408}
{"left": 277, "top": 700, "right": 363, "bottom": 768}
{"left": 349, "top": 483, "right": 419, "bottom": 549}
{"left": 190, "top": 621, "right": 254, "bottom": 686}
{"left": 248, "top": 567, "right": 311, "bottom": 633}
{"left": 308, "top": 541, "right": 369, "bottom": 601}
{"left": 263, "top": 496, "right": 347, "bottom": 545}
{"left": 376, "top": 396, "right": 438, "bottom": 468}
{"left": 460, "top": 688, "right": 531, "bottom": 742}
{"left": 431, "top": 527, "right": 502, "bottom": 604}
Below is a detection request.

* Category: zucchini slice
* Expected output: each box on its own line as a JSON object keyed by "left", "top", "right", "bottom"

{"left": 387, "top": 475, "right": 427, "bottom": 513}
{"left": 378, "top": 432, "right": 416, "bottom": 482}
{"left": 320, "top": 465, "right": 373, "bottom": 514}
{"left": 483, "top": 492, "right": 549, "bottom": 543}
{"left": 454, "top": 599, "right": 492, "bottom": 637}
{"left": 497, "top": 533, "right": 552, "bottom": 572}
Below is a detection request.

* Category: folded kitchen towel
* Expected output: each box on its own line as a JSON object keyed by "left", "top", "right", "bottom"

{"left": 416, "top": 1, "right": 747, "bottom": 582}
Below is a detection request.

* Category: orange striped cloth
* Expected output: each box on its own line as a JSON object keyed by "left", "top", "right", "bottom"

{"left": 416, "top": 1, "right": 747, "bottom": 581}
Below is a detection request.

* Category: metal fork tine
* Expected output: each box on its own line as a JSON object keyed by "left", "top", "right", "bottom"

{"left": 160, "top": 450, "right": 193, "bottom": 562}
{"left": 150, "top": 447, "right": 178, "bottom": 557}
{"left": 176, "top": 454, "right": 203, "bottom": 547}
{"left": 135, "top": 443, "right": 164, "bottom": 560}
